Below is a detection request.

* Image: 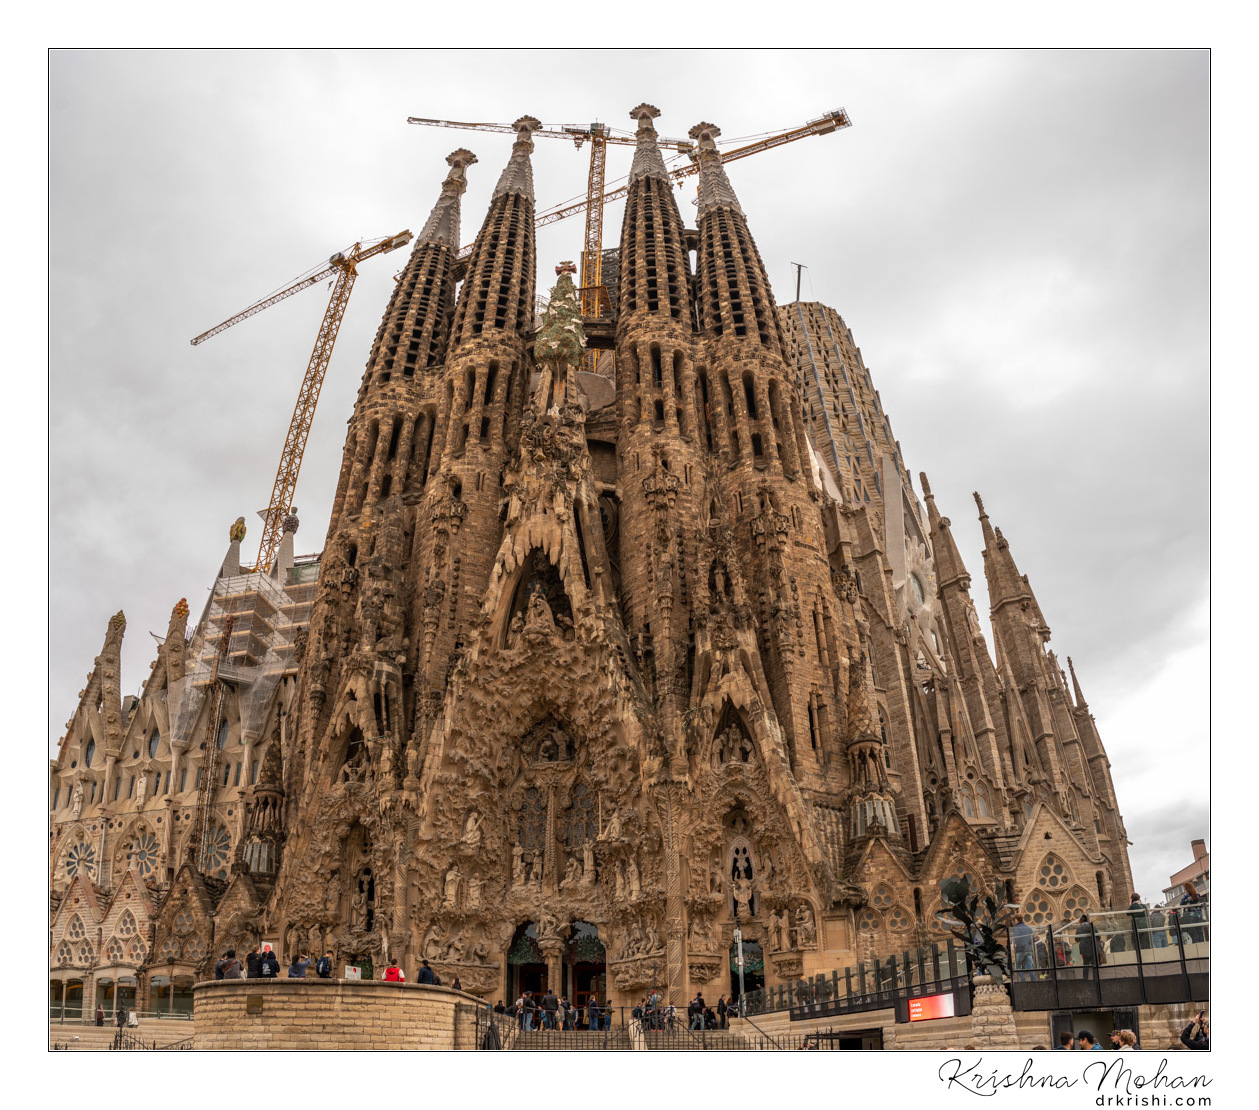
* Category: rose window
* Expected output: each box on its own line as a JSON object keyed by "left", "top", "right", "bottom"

{"left": 1024, "top": 890, "right": 1055, "bottom": 925}
{"left": 200, "top": 826, "right": 231, "bottom": 874}
{"left": 871, "top": 884, "right": 894, "bottom": 908}
{"left": 117, "top": 911, "right": 137, "bottom": 938}
{"left": 106, "top": 938, "right": 125, "bottom": 963}
{"left": 1038, "top": 855, "right": 1069, "bottom": 889}
{"left": 128, "top": 832, "right": 160, "bottom": 877}
{"left": 887, "top": 906, "right": 912, "bottom": 932}
{"left": 857, "top": 909, "right": 882, "bottom": 932}
{"left": 1062, "top": 888, "right": 1091, "bottom": 916}
{"left": 64, "top": 839, "right": 96, "bottom": 882}
{"left": 66, "top": 915, "right": 86, "bottom": 941}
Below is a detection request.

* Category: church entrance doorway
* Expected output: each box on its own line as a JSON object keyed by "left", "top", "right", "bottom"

{"left": 729, "top": 939, "right": 764, "bottom": 1005}
{"left": 564, "top": 921, "right": 606, "bottom": 1008}
{"left": 507, "top": 923, "right": 548, "bottom": 1001}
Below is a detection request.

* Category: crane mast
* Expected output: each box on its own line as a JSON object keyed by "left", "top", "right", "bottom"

{"left": 191, "top": 231, "right": 412, "bottom": 575}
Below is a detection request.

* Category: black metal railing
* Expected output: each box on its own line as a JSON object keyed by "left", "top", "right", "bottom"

{"left": 1007, "top": 905, "right": 1209, "bottom": 1012}
{"left": 739, "top": 904, "right": 1209, "bottom": 1022}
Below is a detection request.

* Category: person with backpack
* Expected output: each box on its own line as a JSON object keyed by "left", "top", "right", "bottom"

{"left": 416, "top": 958, "right": 436, "bottom": 984}
{"left": 220, "top": 948, "right": 244, "bottom": 979}
{"left": 315, "top": 951, "right": 333, "bottom": 979}
{"left": 288, "top": 953, "right": 310, "bottom": 978}
{"left": 246, "top": 945, "right": 263, "bottom": 978}
{"left": 382, "top": 959, "right": 405, "bottom": 982}
{"left": 260, "top": 945, "right": 280, "bottom": 979}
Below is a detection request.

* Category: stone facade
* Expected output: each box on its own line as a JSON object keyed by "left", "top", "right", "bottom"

{"left": 49, "top": 103, "right": 1134, "bottom": 1019}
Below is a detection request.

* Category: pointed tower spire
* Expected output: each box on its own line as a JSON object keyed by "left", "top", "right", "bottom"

{"left": 417, "top": 148, "right": 477, "bottom": 248}
{"left": 922, "top": 472, "right": 970, "bottom": 591}
{"left": 689, "top": 121, "right": 743, "bottom": 216}
{"left": 1067, "top": 656, "right": 1089, "bottom": 709}
{"left": 628, "top": 103, "right": 670, "bottom": 184}
{"left": 491, "top": 115, "right": 541, "bottom": 201}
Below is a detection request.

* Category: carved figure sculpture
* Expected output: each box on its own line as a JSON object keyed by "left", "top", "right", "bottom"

{"left": 70, "top": 781, "right": 84, "bottom": 820}
{"left": 461, "top": 811, "right": 482, "bottom": 848}
{"left": 793, "top": 903, "right": 817, "bottom": 948}
{"left": 442, "top": 866, "right": 461, "bottom": 908}
{"left": 582, "top": 840, "right": 596, "bottom": 885}
{"left": 350, "top": 889, "right": 367, "bottom": 930}
{"left": 626, "top": 857, "right": 641, "bottom": 898}
{"left": 561, "top": 856, "right": 582, "bottom": 889}
{"left": 422, "top": 923, "right": 442, "bottom": 960}
{"left": 733, "top": 874, "right": 753, "bottom": 919}
{"left": 512, "top": 844, "right": 525, "bottom": 888}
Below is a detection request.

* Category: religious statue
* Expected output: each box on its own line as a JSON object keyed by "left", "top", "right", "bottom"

{"left": 422, "top": 923, "right": 442, "bottom": 961}
{"left": 768, "top": 908, "right": 789, "bottom": 951}
{"left": 793, "top": 903, "right": 817, "bottom": 949}
{"left": 733, "top": 874, "right": 753, "bottom": 920}
{"left": 70, "top": 781, "right": 84, "bottom": 820}
{"left": 603, "top": 808, "right": 624, "bottom": 841}
{"left": 461, "top": 811, "right": 482, "bottom": 848}
{"left": 614, "top": 860, "right": 627, "bottom": 901}
{"left": 582, "top": 840, "right": 596, "bottom": 885}
{"left": 511, "top": 844, "right": 525, "bottom": 888}
{"left": 561, "top": 856, "right": 582, "bottom": 889}
{"left": 350, "top": 889, "right": 367, "bottom": 930}
{"left": 625, "top": 920, "right": 646, "bottom": 957}
{"left": 643, "top": 920, "right": 661, "bottom": 954}
{"left": 470, "top": 939, "right": 490, "bottom": 963}
{"left": 136, "top": 771, "right": 148, "bottom": 799}
{"left": 442, "top": 865, "right": 461, "bottom": 908}
{"left": 465, "top": 875, "right": 483, "bottom": 910}
{"left": 626, "top": 857, "right": 641, "bottom": 899}
{"left": 443, "top": 932, "right": 465, "bottom": 962}
{"left": 325, "top": 872, "right": 341, "bottom": 914}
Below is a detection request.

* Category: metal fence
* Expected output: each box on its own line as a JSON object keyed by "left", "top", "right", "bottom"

{"left": 742, "top": 904, "right": 1209, "bottom": 1021}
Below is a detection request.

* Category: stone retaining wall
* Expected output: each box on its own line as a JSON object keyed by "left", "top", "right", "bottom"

{"left": 193, "top": 978, "right": 483, "bottom": 1050}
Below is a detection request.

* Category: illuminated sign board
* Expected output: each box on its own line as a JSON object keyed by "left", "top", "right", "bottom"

{"left": 907, "top": 993, "right": 956, "bottom": 1022}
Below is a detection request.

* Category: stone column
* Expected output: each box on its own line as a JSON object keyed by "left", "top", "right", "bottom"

{"left": 969, "top": 974, "right": 1022, "bottom": 1049}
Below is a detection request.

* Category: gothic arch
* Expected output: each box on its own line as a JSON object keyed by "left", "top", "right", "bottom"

{"left": 1023, "top": 887, "right": 1058, "bottom": 925}
{"left": 1035, "top": 852, "right": 1072, "bottom": 892}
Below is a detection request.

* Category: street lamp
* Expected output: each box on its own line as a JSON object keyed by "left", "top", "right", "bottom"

{"left": 733, "top": 916, "right": 746, "bottom": 1018}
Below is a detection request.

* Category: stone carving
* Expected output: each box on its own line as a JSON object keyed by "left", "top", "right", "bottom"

{"left": 792, "top": 903, "right": 817, "bottom": 949}
{"left": 768, "top": 907, "right": 789, "bottom": 951}
{"left": 441, "top": 866, "right": 461, "bottom": 908}
{"left": 70, "top": 781, "right": 84, "bottom": 820}
{"left": 733, "top": 874, "right": 753, "bottom": 919}
{"left": 460, "top": 811, "right": 482, "bottom": 848}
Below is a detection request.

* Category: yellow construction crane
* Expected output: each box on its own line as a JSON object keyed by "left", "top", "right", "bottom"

{"left": 191, "top": 230, "right": 413, "bottom": 576}
{"left": 409, "top": 108, "right": 852, "bottom": 296}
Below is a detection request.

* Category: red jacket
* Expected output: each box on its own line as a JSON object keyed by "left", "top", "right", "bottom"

{"left": 383, "top": 965, "right": 405, "bottom": 982}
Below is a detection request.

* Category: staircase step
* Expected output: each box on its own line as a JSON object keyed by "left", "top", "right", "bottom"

{"left": 510, "top": 1029, "right": 633, "bottom": 1051}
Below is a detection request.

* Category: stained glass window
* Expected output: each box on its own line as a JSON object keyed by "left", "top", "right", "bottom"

{"left": 200, "top": 826, "right": 231, "bottom": 874}
{"left": 148, "top": 730, "right": 160, "bottom": 759}
{"left": 518, "top": 787, "right": 546, "bottom": 852}
{"left": 128, "top": 832, "right": 160, "bottom": 877}
{"left": 117, "top": 911, "right": 138, "bottom": 937}
{"left": 67, "top": 915, "right": 86, "bottom": 941}
{"left": 1039, "top": 854, "right": 1070, "bottom": 889}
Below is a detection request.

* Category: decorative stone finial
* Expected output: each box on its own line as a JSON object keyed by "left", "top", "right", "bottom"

{"left": 230, "top": 516, "right": 247, "bottom": 542}
{"left": 919, "top": 471, "right": 934, "bottom": 499}
{"left": 688, "top": 121, "right": 722, "bottom": 150}
{"left": 629, "top": 104, "right": 669, "bottom": 184}
{"left": 630, "top": 103, "right": 661, "bottom": 126}
{"left": 555, "top": 260, "right": 577, "bottom": 276}
{"left": 282, "top": 508, "right": 300, "bottom": 534}
{"left": 972, "top": 492, "right": 987, "bottom": 518}
{"left": 419, "top": 152, "right": 477, "bottom": 247}
{"left": 444, "top": 148, "right": 477, "bottom": 189}
{"left": 512, "top": 116, "right": 542, "bottom": 144}
{"left": 108, "top": 610, "right": 126, "bottom": 633}
{"left": 173, "top": 598, "right": 190, "bottom": 620}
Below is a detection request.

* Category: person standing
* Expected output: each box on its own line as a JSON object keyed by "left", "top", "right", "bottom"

{"left": 541, "top": 988, "right": 559, "bottom": 1029}
{"left": 717, "top": 995, "right": 729, "bottom": 1029}
{"left": 245, "top": 945, "right": 263, "bottom": 979}
{"left": 1178, "top": 881, "right": 1207, "bottom": 945}
{"left": 382, "top": 959, "right": 404, "bottom": 982}
{"left": 1075, "top": 915, "right": 1099, "bottom": 972}
{"left": 1075, "top": 1030, "right": 1104, "bottom": 1050}
{"left": 115, "top": 1006, "right": 127, "bottom": 1029}
{"left": 451, "top": 976, "right": 462, "bottom": 992}
{"left": 95, "top": 1004, "right": 104, "bottom": 1027}
{"left": 1010, "top": 915, "right": 1036, "bottom": 981}
{"left": 415, "top": 959, "right": 436, "bottom": 984}
{"left": 586, "top": 994, "right": 600, "bottom": 1032}
{"left": 214, "top": 951, "right": 229, "bottom": 980}
{"left": 689, "top": 992, "right": 706, "bottom": 1030}
{"left": 220, "top": 948, "right": 243, "bottom": 979}
{"left": 260, "top": 945, "right": 280, "bottom": 979}
{"left": 1128, "top": 894, "right": 1152, "bottom": 950}
{"left": 289, "top": 953, "right": 310, "bottom": 978}
{"left": 315, "top": 951, "right": 333, "bottom": 978}
{"left": 1179, "top": 1011, "right": 1209, "bottom": 1049}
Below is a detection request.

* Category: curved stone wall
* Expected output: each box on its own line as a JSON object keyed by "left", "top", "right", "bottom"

{"left": 193, "top": 978, "right": 482, "bottom": 1050}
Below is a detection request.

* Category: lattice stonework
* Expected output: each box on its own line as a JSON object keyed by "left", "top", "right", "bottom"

{"left": 55, "top": 941, "right": 73, "bottom": 967}
{"left": 117, "top": 910, "right": 137, "bottom": 937}
{"left": 870, "top": 884, "right": 894, "bottom": 909}
{"left": 858, "top": 908, "right": 882, "bottom": 932}
{"left": 106, "top": 937, "right": 125, "bottom": 963}
{"left": 887, "top": 905, "right": 912, "bottom": 932}
{"left": 128, "top": 832, "right": 160, "bottom": 877}
{"left": 62, "top": 838, "right": 96, "bottom": 884}
{"left": 159, "top": 935, "right": 180, "bottom": 960}
{"left": 66, "top": 915, "right": 86, "bottom": 941}
{"left": 1062, "top": 886, "right": 1091, "bottom": 916}
{"left": 1024, "top": 889, "right": 1056, "bottom": 925}
{"left": 128, "top": 939, "right": 148, "bottom": 963}
{"left": 183, "top": 934, "right": 208, "bottom": 961}
{"left": 1038, "top": 854, "right": 1070, "bottom": 890}
{"left": 173, "top": 909, "right": 196, "bottom": 935}
{"left": 201, "top": 826, "right": 231, "bottom": 874}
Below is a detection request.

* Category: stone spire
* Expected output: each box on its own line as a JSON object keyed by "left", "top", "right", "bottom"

{"left": 1067, "top": 656, "right": 1088, "bottom": 709}
{"left": 974, "top": 492, "right": 1040, "bottom": 620}
{"left": 921, "top": 472, "right": 971, "bottom": 592}
{"left": 492, "top": 116, "right": 541, "bottom": 201}
{"left": 689, "top": 121, "right": 743, "bottom": 217}
{"left": 417, "top": 148, "right": 477, "bottom": 248}
{"left": 628, "top": 103, "right": 670, "bottom": 184}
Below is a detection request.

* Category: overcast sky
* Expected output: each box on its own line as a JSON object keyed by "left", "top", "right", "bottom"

{"left": 48, "top": 49, "right": 1208, "bottom": 906}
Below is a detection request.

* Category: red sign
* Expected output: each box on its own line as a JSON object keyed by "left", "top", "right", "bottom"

{"left": 908, "top": 993, "right": 956, "bottom": 1022}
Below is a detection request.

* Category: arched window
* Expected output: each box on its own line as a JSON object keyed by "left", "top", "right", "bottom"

{"left": 106, "top": 937, "right": 125, "bottom": 963}
{"left": 127, "top": 831, "right": 160, "bottom": 877}
{"left": 976, "top": 782, "right": 992, "bottom": 818}
{"left": 117, "top": 911, "right": 138, "bottom": 937}
{"left": 148, "top": 730, "right": 160, "bottom": 759}
{"left": 84, "top": 740, "right": 95, "bottom": 767}
{"left": 1037, "top": 854, "right": 1071, "bottom": 890}
{"left": 960, "top": 783, "right": 976, "bottom": 818}
{"left": 215, "top": 720, "right": 229, "bottom": 750}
